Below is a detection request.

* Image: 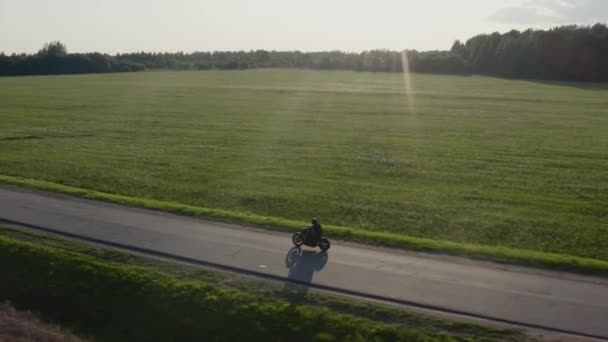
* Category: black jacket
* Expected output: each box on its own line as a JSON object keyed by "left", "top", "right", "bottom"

{"left": 308, "top": 223, "right": 323, "bottom": 237}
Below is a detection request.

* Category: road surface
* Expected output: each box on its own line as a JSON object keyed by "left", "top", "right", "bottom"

{"left": 1, "top": 186, "right": 607, "bottom": 339}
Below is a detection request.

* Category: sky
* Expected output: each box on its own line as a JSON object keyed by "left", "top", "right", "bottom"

{"left": 1, "top": 0, "right": 607, "bottom": 54}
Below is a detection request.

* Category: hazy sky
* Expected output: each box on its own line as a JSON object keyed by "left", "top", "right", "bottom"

{"left": 1, "top": 0, "right": 607, "bottom": 54}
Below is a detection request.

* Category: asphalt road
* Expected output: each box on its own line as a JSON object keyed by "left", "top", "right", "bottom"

{"left": 1, "top": 186, "right": 607, "bottom": 339}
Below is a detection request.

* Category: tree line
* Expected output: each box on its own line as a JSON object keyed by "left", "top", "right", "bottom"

{"left": 2, "top": 24, "right": 608, "bottom": 81}
{"left": 451, "top": 23, "right": 608, "bottom": 81}
{"left": 0, "top": 42, "right": 144, "bottom": 76}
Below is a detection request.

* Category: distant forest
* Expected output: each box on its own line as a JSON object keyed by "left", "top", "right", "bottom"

{"left": 2, "top": 23, "right": 608, "bottom": 82}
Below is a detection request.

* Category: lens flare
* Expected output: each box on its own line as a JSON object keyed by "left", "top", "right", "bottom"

{"left": 400, "top": 50, "right": 415, "bottom": 115}
{"left": 400, "top": 50, "right": 420, "bottom": 161}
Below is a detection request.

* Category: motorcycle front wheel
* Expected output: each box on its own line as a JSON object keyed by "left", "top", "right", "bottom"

{"left": 292, "top": 232, "right": 304, "bottom": 247}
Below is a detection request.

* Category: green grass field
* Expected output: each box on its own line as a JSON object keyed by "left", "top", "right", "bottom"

{"left": 1, "top": 70, "right": 607, "bottom": 261}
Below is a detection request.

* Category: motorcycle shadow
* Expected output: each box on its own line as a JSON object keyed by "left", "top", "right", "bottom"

{"left": 284, "top": 247, "right": 329, "bottom": 296}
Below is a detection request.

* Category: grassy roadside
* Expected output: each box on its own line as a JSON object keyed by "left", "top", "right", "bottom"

{"left": 0, "top": 302, "right": 84, "bottom": 342}
{"left": 0, "top": 226, "right": 535, "bottom": 342}
{"left": 3, "top": 174, "right": 608, "bottom": 277}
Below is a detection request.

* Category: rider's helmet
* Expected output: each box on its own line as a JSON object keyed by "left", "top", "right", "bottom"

{"left": 311, "top": 217, "right": 319, "bottom": 225}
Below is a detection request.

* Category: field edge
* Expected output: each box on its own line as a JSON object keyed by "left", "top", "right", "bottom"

{"left": 1, "top": 173, "right": 608, "bottom": 276}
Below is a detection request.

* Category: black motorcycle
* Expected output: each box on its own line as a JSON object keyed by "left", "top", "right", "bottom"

{"left": 292, "top": 228, "right": 331, "bottom": 251}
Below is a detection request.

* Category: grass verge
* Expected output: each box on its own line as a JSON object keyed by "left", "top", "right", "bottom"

{"left": 0, "top": 226, "right": 535, "bottom": 342}
{"left": 0, "top": 302, "right": 84, "bottom": 342}
{"left": 2, "top": 174, "right": 608, "bottom": 277}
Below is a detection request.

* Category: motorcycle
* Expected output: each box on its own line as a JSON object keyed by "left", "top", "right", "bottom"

{"left": 292, "top": 228, "right": 331, "bottom": 251}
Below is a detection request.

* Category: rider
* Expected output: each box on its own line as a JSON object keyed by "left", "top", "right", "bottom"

{"left": 307, "top": 217, "right": 323, "bottom": 242}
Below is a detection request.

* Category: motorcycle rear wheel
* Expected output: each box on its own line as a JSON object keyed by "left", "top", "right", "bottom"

{"left": 318, "top": 238, "right": 331, "bottom": 251}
